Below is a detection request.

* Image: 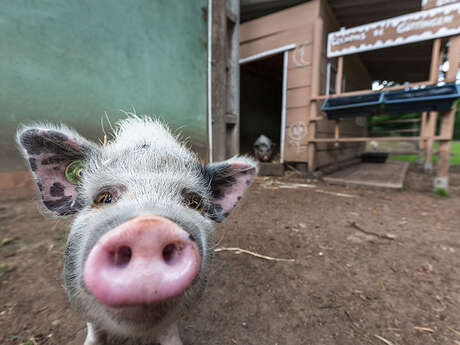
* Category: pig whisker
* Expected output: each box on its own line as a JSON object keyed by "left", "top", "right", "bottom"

{"left": 104, "top": 111, "right": 116, "bottom": 138}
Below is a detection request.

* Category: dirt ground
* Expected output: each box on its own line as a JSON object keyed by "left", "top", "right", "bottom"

{"left": 1, "top": 165, "right": 460, "bottom": 345}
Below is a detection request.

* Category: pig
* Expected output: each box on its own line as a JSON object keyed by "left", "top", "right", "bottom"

{"left": 16, "top": 116, "right": 258, "bottom": 345}
{"left": 253, "top": 135, "right": 275, "bottom": 162}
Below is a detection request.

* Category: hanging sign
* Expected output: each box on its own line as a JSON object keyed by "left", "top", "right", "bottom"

{"left": 422, "top": 0, "right": 460, "bottom": 10}
{"left": 327, "top": 3, "right": 460, "bottom": 57}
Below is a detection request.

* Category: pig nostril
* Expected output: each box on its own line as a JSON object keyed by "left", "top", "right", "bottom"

{"left": 110, "top": 246, "right": 132, "bottom": 267}
{"left": 162, "top": 243, "right": 180, "bottom": 265}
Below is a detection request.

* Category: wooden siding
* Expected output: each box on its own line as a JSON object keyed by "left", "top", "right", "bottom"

{"left": 240, "top": 0, "right": 371, "bottom": 167}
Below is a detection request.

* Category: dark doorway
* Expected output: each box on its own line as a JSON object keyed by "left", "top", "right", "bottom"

{"left": 240, "top": 53, "right": 283, "bottom": 162}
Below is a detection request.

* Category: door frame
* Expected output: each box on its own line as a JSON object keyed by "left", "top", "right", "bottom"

{"left": 239, "top": 44, "right": 296, "bottom": 163}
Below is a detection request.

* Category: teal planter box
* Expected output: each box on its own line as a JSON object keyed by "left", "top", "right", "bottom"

{"left": 321, "top": 92, "right": 383, "bottom": 119}
{"left": 383, "top": 83, "right": 460, "bottom": 114}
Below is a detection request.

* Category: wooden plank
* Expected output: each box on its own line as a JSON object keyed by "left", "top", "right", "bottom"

{"left": 446, "top": 35, "right": 460, "bottom": 82}
{"left": 418, "top": 112, "right": 428, "bottom": 162}
{"left": 425, "top": 111, "right": 438, "bottom": 168}
{"left": 286, "top": 87, "right": 310, "bottom": 108}
{"left": 287, "top": 66, "right": 312, "bottom": 89}
{"left": 327, "top": 4, "right": 460, "bottom": 58}
{"left": 307, "top": 18, "right": 324, "bottom": 171}
{"left": 284, "top": 106, "right": 309, "bottom": 163}
{"left": 310, "top": 18, "right": 323, "bottom": 99}
{"left": 240, "top": 1, "right": 318, "bottom": 43}
{"left": 336, "top": 56, "right": 344, "bottom": 94}
{"left": 315, "top": 135, "right": 363, "bottom": 151}
{"left": 373, "top": 118, "right": 421, "bottom": 125}
{"left": 370, "top": 128, "right": 419, "bottom": 135}
{"left": 429, "top": 39, "right": 442, "bottom": 83}
{"left": 323, "top": 161, "right": 410, "bottom": 189}
{"left": 240, "top": 24, "right": 313, "bottom": 60}
{"left": 287, "top": 45, "right": 313, "bottom": 70}
{"left": 311, "top": 136, "right": 449, "bottom": 143}
{"left": 423, "top": 0, "right": 460, "bottom": 10}
{"left": 286, "top": 106, "right": 310, "bottom": 120}
{"left": 437, "top": 105, "right": 456, "bottom": 178}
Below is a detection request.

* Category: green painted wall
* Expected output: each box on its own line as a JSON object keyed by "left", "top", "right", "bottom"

{"left": 0, "top": 0, "right": 208, "bottom": 172}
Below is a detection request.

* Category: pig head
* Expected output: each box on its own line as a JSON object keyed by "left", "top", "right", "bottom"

{"left": 253, "top": 135, "right": 275, "bottom": 162}
{"left": 16, "top": 116, "right": 258, "bottom": 345}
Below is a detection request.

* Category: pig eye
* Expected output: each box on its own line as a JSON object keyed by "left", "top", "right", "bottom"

{"left": 182, "top": 191, "right": 204, "bottom": 211}
{"left": 94, "top": 191, "right": 116, "bottom": 205}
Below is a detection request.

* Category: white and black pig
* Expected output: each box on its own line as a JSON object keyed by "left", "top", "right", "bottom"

{"left": 16, "top": 116, "right": 257, "bottom": 345}
{"left": 253, "top": 135, "right": 275, "bottom": 162}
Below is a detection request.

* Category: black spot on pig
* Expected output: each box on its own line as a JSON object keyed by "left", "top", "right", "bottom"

{"left": 29, "top": 158, "right": 37, "bottom": 171}
{"left": 50, "top": 182, "right": 65, "bottom": 197}
{"left": 53, "top": 166, "right": 60, "bottom": 171}
{"left": 43, "top": 196, "right": 72, "bottom": 213}
{"left": 201, "top": 163, "right": 237, "bottom": 200}
{"left": 47, "top": 130, "right": 68, "bottom": 143}
{"left": 20, "top": 129, "right": 44, "bottom": 155}
{"left": 237, "top": 196, "right": 242, "bottom": 201}
{"left": 20, "top": 129, "right": 87, "bottom": 158}
{"left": 37, "top": 182, "right": 43, "bottom": 192}
{"left": 70, "top": 197, "right": 84, "bottom": 211}
{"left": 41, "top": 155, "right": 69, "bottom": 165}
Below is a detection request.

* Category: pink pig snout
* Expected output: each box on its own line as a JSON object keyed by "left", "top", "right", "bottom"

{"left": 83, "top": 216, "right": 201, "bottom": 307}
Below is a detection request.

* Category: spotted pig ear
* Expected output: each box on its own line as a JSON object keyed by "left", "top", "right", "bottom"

{"left": 16, "top": 125, "right": 97, "bottom": 216}
{"left": 204, "top": 157, "right": 258, "bottom": 222}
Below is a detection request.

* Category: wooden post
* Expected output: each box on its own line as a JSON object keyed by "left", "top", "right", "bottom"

{"left": 424, "top": 38, "right": 443, "bottom": 170}
{"left": 425, "top": 112, "right": 438, "bottom": 172}
{"left": 429, "top": 39, "right": 442, "bottom": 83}
{"left": 435, "top": 105, "right": 456, "bottom": 190}
{"left": 307, "top": 18, "right": 323, "bottom": 173}
{"left": 336, "top": 56, "right": 344, "bottom": 94}
{"left": 333, "top": 56, "right": 344, "bottom": 148}
{"left": 211, "top": 0, "right": 228, "bottom": 162}
{"left": 418, "top": 112, "right": 428, "bottom": 165}
{"left": 445, "top": 36, "right": 460, "bottom": 82}
{"left": 434, "top": 35, "right": 460, "bottom": 191}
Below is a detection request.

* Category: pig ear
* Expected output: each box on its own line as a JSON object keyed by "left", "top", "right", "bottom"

{"left": 204, "top": 157, "right": 258, "bottom": 222}
{"left": 16, "top": 125, "right": 97, "bottom": 216}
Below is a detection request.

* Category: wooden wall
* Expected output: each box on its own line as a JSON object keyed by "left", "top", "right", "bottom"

{"left": 315, "top": 0, "right": 370, "bottom": 169}
{"left": 240, "top": 1, "right": 319, "bottom": 163}
{"left": 240, "top": 0, "right": 371, "bottom": 168}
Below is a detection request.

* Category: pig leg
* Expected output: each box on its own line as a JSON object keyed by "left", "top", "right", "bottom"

{"left": 157, "top": 322, "right": 183, "bottom": 345}
{"left": 83, "top": 323, "right": 107, "bottom": 345}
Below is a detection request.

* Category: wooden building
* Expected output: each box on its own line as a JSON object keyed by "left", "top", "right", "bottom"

{"left": 240, "top": 0, "right": 371, "bottom": 170}
{"left": 239, "top": 0, "right": 460, "bottom": 189}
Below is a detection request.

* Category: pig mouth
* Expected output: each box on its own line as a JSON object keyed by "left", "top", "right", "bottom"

{"left": 113, "top": 302, "right": 173, "bottom": 323}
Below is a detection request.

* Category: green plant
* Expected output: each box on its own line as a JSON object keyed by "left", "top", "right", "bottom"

{"left": 434, "top": 188, "right": 449, "bottom": 197}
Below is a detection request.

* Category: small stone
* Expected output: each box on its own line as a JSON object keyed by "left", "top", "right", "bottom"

{"left": 422, "top": 263, "right": 433, "bottom": 272}
{"left": 347, "top": 235, "right": 363, "bottom": 244}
